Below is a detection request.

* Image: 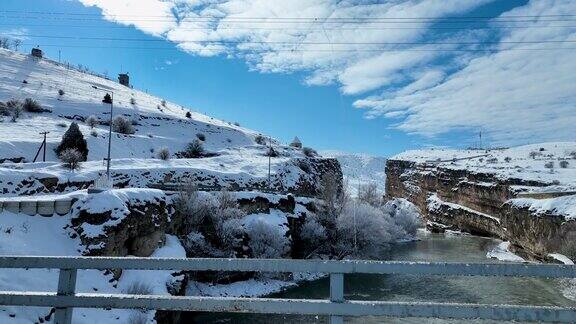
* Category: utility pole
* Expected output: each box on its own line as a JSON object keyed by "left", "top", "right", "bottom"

{"left": 106, "top": 92, "right": 114, "bottom": 183}
{"left": 268, "top": 136, "right": 272, "bottom": 189}
{"left": 33, "top": 131, "right": 50, "bottom": 163}
{"left": 41, "top": 131, "right": 49, "bottom": 162}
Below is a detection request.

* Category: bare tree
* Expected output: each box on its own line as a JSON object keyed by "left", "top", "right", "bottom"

{"left": 357, "top": 183, "right": 382, "bottom": 207}
{"left": 59, "top": 148, "right": 83, "bottom": 170}
{"left": 12, "top": 39, "right": 22, "bottom": 51}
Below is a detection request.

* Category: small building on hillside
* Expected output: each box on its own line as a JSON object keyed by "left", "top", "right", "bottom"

{"left": 290, "top": 136, "right": 302, "bottom": 149}
{"left": 31, "top": 47, "right": 43, "bottom": 58}
{"left": 118, "top": 73, "right": 130, "bottom": 87}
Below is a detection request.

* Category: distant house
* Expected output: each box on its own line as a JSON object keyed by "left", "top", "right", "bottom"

{"left": 118, "top": 73, "right": 130, "bottom": 87}
{"left": 290, "top": 136, "right": 302, "bottom": 149}
{"left": 31, "top": 47, "right": 43, "bottom": 58}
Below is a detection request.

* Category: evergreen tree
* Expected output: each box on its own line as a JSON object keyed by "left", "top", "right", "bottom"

{"left": 102, "top": 93, "right": 112, "bottom": 104}
{"left": 55, "top": 122, "right": 89, "bottom": 161}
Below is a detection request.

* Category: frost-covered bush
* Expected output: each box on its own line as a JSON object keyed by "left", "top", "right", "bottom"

{"left": 5, "top": 99, "right": 22, "bottom": 122}
{"left": 335, "top": 199, "right": 421, "bottom": 259}
{"left": 130, "top": 97, "right": 136, "bottom": 105}
{"left": 182, "top": 231, "right": 221, "bottom": 257}
{"left": 300, "top": 214, "right": 328, "bottom": 257}
{"left": 319, "top": 172, "right": 347, "bottom": 218}
{"left": 529, "top": 151, "right": 541, "bottom": 159}
{"left": 219, "top": 218, "right": 245, "bottom": 256}
{"left": 544, "top": 161, "right": 554, "bottom": 171}
{"left": 560, "top": 160, "right": 569, "bottom": 168}
{"left": 85, "top": 115, "right": 98, "bottom": 128}
{"left": 112, "top": 116, "right": 135, "bottom": 134}
{"left": 55, "top": 122, "right": 88, "bottom": 161}
{"left": 265, "top": 147, "right": 278, "bottom": 157}
{"left": 157, "top": 147, "right": 170, "bottom": 160}
{"left": 357, "top": 183, "right": 381, "bottom": 207}
{"left": 173, "top": 181, "right": 214, "bottom": 232}
{"left": 184, "top": 139, "right": 205, "bottom": 158}
{"left": 336, "top": 202, "right": 396, "bottom": 258}
{"left": 247, "top": 219, "right": 289, "bottom": 259}
{"left": 486, "top": 157, "right": 498, "bottom": 164}
{"left": 382, "top": 198, "right": 421, "bottom": 238}
{"left": 504, "top": 157, "right": 512, "bottom": 163}
{"left": 59, "top": 148, "right": 83, "bottom": 170}
{"left": 58, "top": 89, "right": 65, "bottom": 96}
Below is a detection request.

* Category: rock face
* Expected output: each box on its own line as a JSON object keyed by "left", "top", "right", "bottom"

{"left": 0, "top": 157, "right": 341, "bottom": 198}
{"left": 70, "top": 189, "right": 169, "bottom": 257}
{"left": 385, "top": 159, "right": 575, "bottom": 259}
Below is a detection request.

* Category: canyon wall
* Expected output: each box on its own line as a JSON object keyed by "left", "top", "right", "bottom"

{"left": 385, "top": 159, "right": 575, "bottom": 260}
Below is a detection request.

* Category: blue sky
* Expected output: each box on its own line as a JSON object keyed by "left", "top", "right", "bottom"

{"left": 1, "top": 0, "right": 574, "bottom": 156}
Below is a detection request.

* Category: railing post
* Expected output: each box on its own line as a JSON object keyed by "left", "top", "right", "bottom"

{"left": 54, "top": 268, "right": 77, "bottom": 324}
{"left": 329, "top": 273, "right": 344, "bottom": 324}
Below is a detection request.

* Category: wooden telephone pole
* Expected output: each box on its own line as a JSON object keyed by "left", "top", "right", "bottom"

{"left": 33, "top": 131, "right": 50, "bottom": 162}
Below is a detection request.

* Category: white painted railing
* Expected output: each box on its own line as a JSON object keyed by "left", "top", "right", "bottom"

{"left": 0, "top": 256, "right": 575, "bottom": 324}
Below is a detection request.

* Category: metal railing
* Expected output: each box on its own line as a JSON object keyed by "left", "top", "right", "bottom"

{"left": 0, "top": 256, "right": 575, "bottom": 323}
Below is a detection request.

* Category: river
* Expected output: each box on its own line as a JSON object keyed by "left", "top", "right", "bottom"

{"left": 188, "top": 231, "right": 576, "bottom": 323}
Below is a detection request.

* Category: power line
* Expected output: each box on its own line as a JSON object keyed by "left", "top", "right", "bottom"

{"left": 6, "top": 33, "right": 576, "bottom": 46}
{"left": 18, "top": 43, "right": 576, "bottom": 52}
{"left": 1, "top": 9, "right": 576, "bottom": 20}
{"left": 1, "top": 22, "right": 575, "bottom": 31}
{"left": 3, "top": 14, "right": 576, "bottom": 24}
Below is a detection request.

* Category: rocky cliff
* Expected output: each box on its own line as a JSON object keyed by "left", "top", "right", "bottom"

{"left": 385, "top": 143, "right": 576, "bottom": 260}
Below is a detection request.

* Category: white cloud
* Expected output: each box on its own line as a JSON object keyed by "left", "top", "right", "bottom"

{"left": 78, "top": 0, "right": 576, "bottom": 146}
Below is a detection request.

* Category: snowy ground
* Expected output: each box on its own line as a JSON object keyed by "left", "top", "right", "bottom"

{"left": 0, "top": 49, "right": 268, "bottom": 162}
{"left": 393, "top": 142, "right": 576, "bottom": 190}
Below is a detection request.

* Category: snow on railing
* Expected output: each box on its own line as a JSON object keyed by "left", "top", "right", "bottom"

{"left": 0, "top": 256, "right": 574, "bottom": 324}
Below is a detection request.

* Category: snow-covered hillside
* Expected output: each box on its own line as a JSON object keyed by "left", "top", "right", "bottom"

{"left": 321, "top": 150, "right": 386, "bottom": 196}
{"left": 392, "top": 142, "right": 576, "bottom": 191}
{"left": 0, "top": 48, "right": 282, "bottom": 162}
{"left": 0, "top": 48, "right": 331, "bottom": 199}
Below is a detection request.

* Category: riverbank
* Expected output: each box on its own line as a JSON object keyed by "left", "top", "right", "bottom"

{"left": 187, "top": 231, "right": 576, "bottom": 323}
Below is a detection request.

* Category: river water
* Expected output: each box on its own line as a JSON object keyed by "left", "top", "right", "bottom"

{"left": 189, "top": 232, "right": 575, "bottom": 323}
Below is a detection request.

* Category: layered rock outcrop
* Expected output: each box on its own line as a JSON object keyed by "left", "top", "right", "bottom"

{"left": 386, "top": 159, "right": 575, "bottom": 260}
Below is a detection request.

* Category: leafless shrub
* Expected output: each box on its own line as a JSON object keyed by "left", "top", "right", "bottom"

{"left": 85, "top": 115, "right": 98, "bottom": 128}
{"left": 357, "top": 183, "right": 382, "bottom": 207}
{"left": 529, "top": 151, "right": 541, "bottom": 159}
{"left": 504, "top": 157, "right": 512, "bottom": 163}
{"left": 157, "top": 147, "right": 170, "bottom": 160}
{"left": 59, "top": 148, "right": 83, "bottom": 170}
{"left": 5, "top": 99, "right": 22, "bottom": 122}
{"left": 544, "top": 161, "right": 554, "bottom": 171}
{"left": 112, "top": 116, "right": 135, "bottom": 134}
{"left": 560, "top": 160, "right": 569, "bottom": 168}
{"left": 247, "top": 219, "right": 288, "bottom": 259}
